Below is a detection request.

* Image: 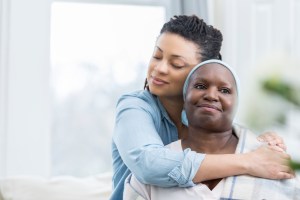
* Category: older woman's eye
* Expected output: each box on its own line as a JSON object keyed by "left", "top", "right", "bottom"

{"left": 194, "top": 84, "right": 206, "bottom": 89}
{"left": 220, "top": 88, "right": 231, "bottom": 94}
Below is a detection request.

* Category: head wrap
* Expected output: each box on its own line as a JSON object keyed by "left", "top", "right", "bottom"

{"left": 181, "top": 59, "right": 240, "bottom": 125}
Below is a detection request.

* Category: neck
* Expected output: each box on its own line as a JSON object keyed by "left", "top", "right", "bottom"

{"left": 182, "top": 127, "right": 238, "bottom": 154}
{"left": 159, "top": 96, "right": 188, "bottom": 139}
{"left": 182, "top": 126, "right": 238, "bottom": 191}
{"left": 159, "top": 96, "right": 183, "bottom": 125}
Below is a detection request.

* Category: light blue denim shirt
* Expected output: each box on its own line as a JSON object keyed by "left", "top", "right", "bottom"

{"left": 111, "top": 90, "right": 205, "bottom": 200}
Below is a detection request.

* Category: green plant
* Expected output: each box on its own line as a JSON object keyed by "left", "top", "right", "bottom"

{"left": 262, "top": 76, "right": 300, "bottom": 106}
{"left": 290, "top": 160, "right": 300, "bottom": 171}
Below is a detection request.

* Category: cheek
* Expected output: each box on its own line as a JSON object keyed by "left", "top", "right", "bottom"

{"left": 172, "top": 70, "right": 190, "bottom": 86}
{"left": 186, "top": 91, "right": 201, "bottom": 104}
{"left": 147, "top": 61, "right": 156, "bottom": 76}
{"left": 224, "top": 98, "right": 238, "bottom": 115}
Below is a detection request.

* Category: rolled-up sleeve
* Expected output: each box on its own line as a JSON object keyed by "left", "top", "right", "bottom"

{"left": 113, "top": 94, "right": 205, "bottom": 187}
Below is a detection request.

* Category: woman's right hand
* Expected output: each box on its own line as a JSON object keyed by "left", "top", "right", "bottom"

{"left": 244, "top": 145, "right": 294, "bottom": 179}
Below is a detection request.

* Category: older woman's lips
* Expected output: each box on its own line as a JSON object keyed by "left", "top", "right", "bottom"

{"left": 198, "top": 104, "right": 222, "bottom": 112}
{"left": 151, "top": 76, "right": 168, "bottom": 85}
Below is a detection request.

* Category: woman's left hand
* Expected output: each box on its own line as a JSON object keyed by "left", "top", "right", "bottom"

{"left": 257, "top": 131, "right": 287, "bottom": 152}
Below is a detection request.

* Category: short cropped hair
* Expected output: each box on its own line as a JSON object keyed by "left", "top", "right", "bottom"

{"left": 160, "top": 15, "right": 223, "bottom": 61}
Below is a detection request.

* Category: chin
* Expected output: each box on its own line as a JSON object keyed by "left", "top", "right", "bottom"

{"left": 148, "top": 86, "right": 160, "bottom": 95}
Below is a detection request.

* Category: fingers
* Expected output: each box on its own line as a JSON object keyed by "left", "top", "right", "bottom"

{"left": 269, "top": 145, "right": 285, "bottom": 152}
{"left": 257, "top": 131, "right": 287, "bottom": 151}
{"left": 257, "top": 131, "right": 282, "bottom": 143}
{"left": 267, "top": 146, "right": 291, "bottom": 160}
{"left": 248, "top": 145, "right": 295, "bottom": 180}
{"left": 277, "top": 143, "right": 287, "bottom": 151}
{"left": 257, "top": 131, "right": 279, "bottom": 141}
{"left": 276, "top": 171, "right": 295, "bottom": 179}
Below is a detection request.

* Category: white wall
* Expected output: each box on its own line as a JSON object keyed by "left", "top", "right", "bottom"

{"left": 0, "top": 0, "right": 52, "bottom": 177}
{"left": 0, "top": 0, "right": 8, "bottom": 178}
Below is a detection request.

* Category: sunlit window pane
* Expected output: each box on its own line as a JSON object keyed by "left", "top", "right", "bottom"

{"left": 50, "top": 2, "right": 165, "bottom": 176}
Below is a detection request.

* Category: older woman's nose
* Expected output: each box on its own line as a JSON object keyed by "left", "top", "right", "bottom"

{"left": 204, "top": 88, "right": 218, "bottom": 101}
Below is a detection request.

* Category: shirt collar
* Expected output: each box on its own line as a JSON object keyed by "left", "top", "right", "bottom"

{"left": 155, "top": 96, "right": 175, "bottom": 125}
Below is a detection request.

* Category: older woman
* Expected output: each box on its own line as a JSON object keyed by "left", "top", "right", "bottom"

{"left": 123, "top": 59, "right": 299, "bottom": 200}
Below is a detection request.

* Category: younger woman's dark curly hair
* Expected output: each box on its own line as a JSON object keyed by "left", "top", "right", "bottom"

{"left": 144, "top": 15, "right": 223, "bottom": 90}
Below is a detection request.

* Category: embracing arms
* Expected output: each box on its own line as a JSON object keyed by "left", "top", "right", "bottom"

{"left": 193, "top": 145, "right": 293, "bottom": 183}
{"left": 114, "top": 94, "right": 293, "bottom": 188}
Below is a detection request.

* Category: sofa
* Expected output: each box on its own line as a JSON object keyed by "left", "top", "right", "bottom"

{"left": 0, "top": 173, "right": 112, "bottom": 200}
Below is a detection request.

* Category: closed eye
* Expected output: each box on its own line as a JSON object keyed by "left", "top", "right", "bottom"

{"left": 172, "top": 64, "right": 184, "bottom": 69}
{"left": 152, "top": 56, "right": 162, "bottom": 60}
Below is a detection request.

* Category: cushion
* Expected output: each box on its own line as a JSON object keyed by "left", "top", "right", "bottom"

{"left": 0, "top": 173, "right": 112, "bottom": 200}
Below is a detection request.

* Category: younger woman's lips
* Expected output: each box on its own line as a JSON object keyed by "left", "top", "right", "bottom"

{"left": 151, "top": 76, "right": 168, "bottom": 85}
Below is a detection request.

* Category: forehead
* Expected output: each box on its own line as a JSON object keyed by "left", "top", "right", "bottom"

{"left": 192, "top": 63, "right": 234, "bottom": 80}
{"left": 190, "top": 63, "right": 236, "bottom": 85}
{"left": 156, "top": 33, "right": 200, "bottom": 61}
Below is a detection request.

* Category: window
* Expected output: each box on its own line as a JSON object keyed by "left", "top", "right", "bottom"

{"left": 50, "top": 2, "right": 165, "bottom": 176}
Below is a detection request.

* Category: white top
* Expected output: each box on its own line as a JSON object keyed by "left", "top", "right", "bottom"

{"left": 124, "top": 125, "right": 300, "bottom": 200}
{"left": 124, "top": 140, "right": 224, "bottom": 200}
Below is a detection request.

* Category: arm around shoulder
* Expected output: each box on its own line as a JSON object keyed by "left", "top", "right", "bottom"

{"left": 113, "top": 94, "right": 205, "bottom": 187}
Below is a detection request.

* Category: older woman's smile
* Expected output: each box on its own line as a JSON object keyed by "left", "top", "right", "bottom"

{"left": 197, "top": 103, "right": 222, "bottom": 112}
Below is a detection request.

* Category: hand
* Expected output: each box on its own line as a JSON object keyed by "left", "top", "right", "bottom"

{"left": 257, "top": 131, "right": 286, "bottom": 152}
{"left": 244, "top": 145, "right": 294, "bottom": 179}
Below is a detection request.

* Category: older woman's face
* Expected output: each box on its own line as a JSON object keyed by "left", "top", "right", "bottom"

{"left": 184, "top": 63, "right": 238, "bottom": 131}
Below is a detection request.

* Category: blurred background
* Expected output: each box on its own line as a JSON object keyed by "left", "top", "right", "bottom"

{"left": 0, "top": 0, "right": 299, "bottom": 178}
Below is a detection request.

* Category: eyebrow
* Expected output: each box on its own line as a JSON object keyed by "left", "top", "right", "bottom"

{"left": 155, "top": 46, "right": 188, "bottom": 61}
{"left": 192, "top": 77, "right": 234, "bottom": 87}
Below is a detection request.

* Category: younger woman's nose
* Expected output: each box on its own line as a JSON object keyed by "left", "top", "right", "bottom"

{"left": 155, "top": 60, "right": 168, "bottom": 74}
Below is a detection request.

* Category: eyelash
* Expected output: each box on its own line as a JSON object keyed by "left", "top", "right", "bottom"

{"left": 172, "top": 64, "right": 184, "bottom": 69}
{"left": 194, "top": 84, "right": 231, "bottom": 94}
{"left": 194, "top": 84, "right": 206, "bottom": 89}
{"left": 220, "top": 88, "right": 231, "bottom": 94}
{"left": 152, "top": 56, "right": 161, "bottom": 60}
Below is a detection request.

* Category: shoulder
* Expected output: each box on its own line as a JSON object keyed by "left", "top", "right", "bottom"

{"left": 115, "top": 90, "right": 161, "bottom": 121}
{"left": 233, "top": 123, "right": 261, "bottom": 153}
{"left": 117, "top": 90, "right": 157, "bottom": 108}
{"left": 124, "top": 174, "right": 151, "bottom": 200}
{"left": 233, "top": 124, "right": 257, "bottom": 138}
{"left": 166, "top": 140, "right": 183, "bottom": 152}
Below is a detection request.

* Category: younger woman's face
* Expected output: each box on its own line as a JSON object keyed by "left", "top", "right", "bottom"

{"left": 147, "top": 32, "right": 200, "bottom": 98}
{"left": 184, "top": 63, "right": 238, "bottom": 132}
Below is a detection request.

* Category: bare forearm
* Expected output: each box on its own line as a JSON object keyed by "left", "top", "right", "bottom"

{"left": 193, "top": 154, "right": 247, "bottom": 182}
{"left": 193, "top": 146, "right": 293, "bottom": 183}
